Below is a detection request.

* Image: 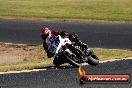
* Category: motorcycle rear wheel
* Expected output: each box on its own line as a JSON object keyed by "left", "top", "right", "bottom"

{"left": 86, "top": 51, "right": 99, "bottom": 66}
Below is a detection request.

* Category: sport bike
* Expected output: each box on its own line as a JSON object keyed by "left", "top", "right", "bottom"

{"left": 45, "top": 34, "right": 99, "bottom": 67}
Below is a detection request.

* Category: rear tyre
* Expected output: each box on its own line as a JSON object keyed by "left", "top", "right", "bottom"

{"left": 87, "top": 51, "right": 99, "bottom": 66}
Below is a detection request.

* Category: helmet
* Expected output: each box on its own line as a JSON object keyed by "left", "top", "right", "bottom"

{"left": 40, "top": 28, "right": 51, "bottom": 35}
{"left": 40, "top": 28, "right": 51, "bottom": 40}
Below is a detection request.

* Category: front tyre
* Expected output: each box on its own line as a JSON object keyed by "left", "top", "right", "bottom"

{"left": 53, "top": 53, "right": 66, "bottom": 67}
{"left": 53, "top": 56, "right": 62, "bottom": 67}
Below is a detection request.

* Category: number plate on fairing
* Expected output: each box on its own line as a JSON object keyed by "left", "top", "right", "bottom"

{"left": 48, "top": 36, "right": 60, "bottom": 53}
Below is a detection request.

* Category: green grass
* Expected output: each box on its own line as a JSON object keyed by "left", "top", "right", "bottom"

{"left": 0, "top": 59, "right": 53, "bottom": 72}
{"left": 0, "top": 0, "right": 132, "bottom": 21}
{"left": 93, "top": 48, "right": 132, "bottom": 61}
{"left": 0, "top": 48, "right": 132, "bottom": 72}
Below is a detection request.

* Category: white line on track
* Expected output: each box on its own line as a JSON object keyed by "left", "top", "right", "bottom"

{"left": 0, "top": 69, "right": 47, "bottom": 74}
{"left": 0, "top": 42, "right": 29, "bottom": 46}
{"left": 100, "top": 57, "right": 132, "bottom": 63}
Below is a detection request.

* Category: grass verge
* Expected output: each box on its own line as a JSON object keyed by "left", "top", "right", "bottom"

{"left": 0, "top": 44, "right": 132, "bottom": 72}
{"left": 93, "top": 48, "right": 132, "bottom": 61}
{"left": 0, "top": 60, "right": 53, "bottom": 72}
{"left": 0, "top": 0, "right": 132, "bottom": 21}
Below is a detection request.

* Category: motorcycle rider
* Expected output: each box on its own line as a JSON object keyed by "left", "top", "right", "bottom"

{"left": 40, "top": 27, "right": 88, "bottom": 58}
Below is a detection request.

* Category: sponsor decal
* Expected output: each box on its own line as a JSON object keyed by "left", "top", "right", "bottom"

{"left": 77, "top": 66, "right": 130, "bottom": 84}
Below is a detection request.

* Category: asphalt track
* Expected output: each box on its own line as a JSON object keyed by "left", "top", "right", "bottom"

{"left": 0, "top": 59, "right": 132, "bottom": 88}
{"left": 0, "top": 19, "right": 132, "bottom": 88}
{"left": 0, "top": 18, "right": 132, "bottom": 49}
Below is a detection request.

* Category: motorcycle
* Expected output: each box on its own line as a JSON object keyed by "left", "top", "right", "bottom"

{"left": 45, "top": 35, "right": 99, "bottom": 67}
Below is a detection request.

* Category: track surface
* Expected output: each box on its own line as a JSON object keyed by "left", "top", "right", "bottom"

{"left": 0, "top": 19, "right": 132, "bottom": 49}
{"left": 0, "top": 59, "right": 132, "bottom": 88}
{"left": 0, "top": 19, "right": 132, "bottom": 88}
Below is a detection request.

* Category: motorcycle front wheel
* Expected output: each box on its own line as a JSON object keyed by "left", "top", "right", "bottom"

{"left": 53, "top": 53, "right": 66, "bottom": 67}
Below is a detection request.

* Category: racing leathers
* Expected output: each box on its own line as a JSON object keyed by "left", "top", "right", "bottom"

{"left": 41, "top": 30, "right": 67, "bottom": 58}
